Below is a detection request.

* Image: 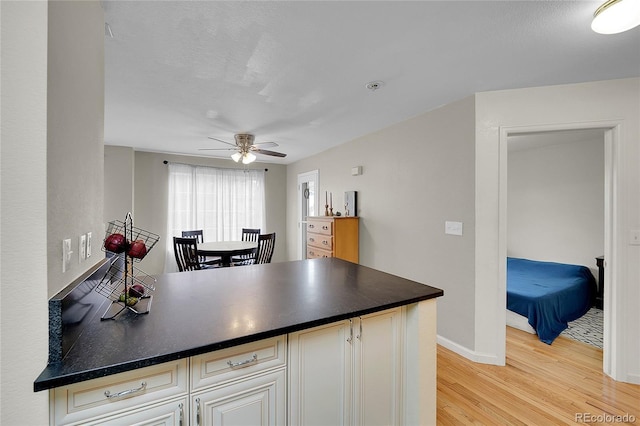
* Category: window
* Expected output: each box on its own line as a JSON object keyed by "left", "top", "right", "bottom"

{"left": 165, "top": 163, "right": 265, "bottom": 272}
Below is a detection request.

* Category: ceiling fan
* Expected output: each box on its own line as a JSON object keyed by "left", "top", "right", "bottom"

{"left": 199, "top": 133, "right": 287, "bottom": 164}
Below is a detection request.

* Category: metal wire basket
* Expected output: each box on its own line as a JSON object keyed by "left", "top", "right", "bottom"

{"left": 102, "top": 219, "right": 160, "bottom": 262}
{"left": 97, "top": 213, "right": 159, "bottom": 319}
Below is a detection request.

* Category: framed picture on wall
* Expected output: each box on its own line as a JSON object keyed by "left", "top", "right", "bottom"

{"left": 344, "top": 191, "right": 357, "bottom": 217}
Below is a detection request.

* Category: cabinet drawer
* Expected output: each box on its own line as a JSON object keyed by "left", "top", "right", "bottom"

{"left": 307, "top": 220, "right": 332, "bottom": 236}
{"left": 307, "top": 246, "right": 332, "bottom": 259}
{"left": 307, "top": 233, "right": 333, "bottom": 250}
{"left": 191, "top": 336, "right": 286, "bottom": 391}
{"left": 51, "top": 359, "right": 188, "bottom": 425}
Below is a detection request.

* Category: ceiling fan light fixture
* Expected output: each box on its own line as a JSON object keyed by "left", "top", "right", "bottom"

{"left": 591, "top": 0, "right": 640, "bottom": 34}
{"left": 242, "top": 152, "right": 257, "bottom": 164}
{"left": 231, "top": 152, "right": 242, "bottom": 162}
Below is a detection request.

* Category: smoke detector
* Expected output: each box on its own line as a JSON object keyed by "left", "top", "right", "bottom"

{"left": 365, "top": 81, "right": 385, "bottom": 91}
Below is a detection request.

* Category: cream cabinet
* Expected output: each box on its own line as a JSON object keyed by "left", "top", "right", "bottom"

{"left": 192, "top": 369, "right": 286, "bottom": 426}
{"left": 49, "top": 300, "right": 437, "bottom": 426}
{"left": 190, "top": 336, "right": 287, "bottom": 426}
{"left": 50, "top": 337, "right": 286, "bottom": 426}
{"left": 306, "top": 216, "right": 359, "bottom": 263}
{"left": 288, "top": 307, "right": 404, "bottom": 426}
{"left": 50, "top": 359, "right": 189, "bottom": 425}
{"left": 83, "top": 397, "right": 188, "bottom": 426}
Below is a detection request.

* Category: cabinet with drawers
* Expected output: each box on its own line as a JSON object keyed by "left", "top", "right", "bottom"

{"left": 306, "top": 216, "right": 359, "bottom": 263}
{"left": 50, "top": 336, "right": 286, "bottom": 426}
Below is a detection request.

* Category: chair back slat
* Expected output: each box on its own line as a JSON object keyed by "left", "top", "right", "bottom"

{"left": 182, "top": 230, "right": 204, "bottom": 243}
{"left": 173, "top": 237, "right": 201, "bottom": 272}
{"left": 235, "top": 228, "right": 260, "bottom": 262}
{"left": 241, "top": 228, "right": 260, "bottom": 242}
{"left": 254, "top": 233, "right": 276, "bottom": 265}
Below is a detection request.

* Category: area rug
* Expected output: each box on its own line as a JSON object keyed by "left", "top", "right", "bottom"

{"left": 561, "top": 308, "right": 603, "bottom": 349}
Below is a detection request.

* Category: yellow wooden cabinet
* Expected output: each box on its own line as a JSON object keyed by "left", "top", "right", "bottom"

{"left": 306, "top": 216, "right": 359, "bottom": 263}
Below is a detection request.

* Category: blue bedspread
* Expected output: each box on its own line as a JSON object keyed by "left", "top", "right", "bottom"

{"left": 507, "top": 257, "right": 596, "bottom": 344}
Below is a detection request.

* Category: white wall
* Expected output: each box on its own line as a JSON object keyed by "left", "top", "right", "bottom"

{"left": 476, "top": 78, "right": 640, "bottom": 383}
{"left": 0, "top": 2, "right": 49, "bottom": 424}
{"left": 130, "top": 151, "right": 288, "bottom": 275}
{"left": 104, "top": 145, "right": 135, "bottom": 222}
{"left": 286, "top": 96, "right": 477, "bottom": 349}
{"left": 507, "top": 137, "right": 604, "bottom": 280}
{"left": 1, "top": 1, "right": 104, "bottom": 424}
{"left": 47, "top": 0, "right": 105, "bottom": 297}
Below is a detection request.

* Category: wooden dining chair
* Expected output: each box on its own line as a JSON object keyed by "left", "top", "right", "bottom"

{"left": 173, "top": 237, "right": 202, "bottom": 272}
{"left": 231, "top": 228, "right": 261, "bottom": 264}
{"left": 254, "top": 233, "right": 276, "bottom": 265}
{"left": 181, "top": 230, "right": 221, "bottom": 267}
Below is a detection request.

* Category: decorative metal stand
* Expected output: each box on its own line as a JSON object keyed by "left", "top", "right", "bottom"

{"left": 96, "top": 213, "right": 159, "bottom": 320}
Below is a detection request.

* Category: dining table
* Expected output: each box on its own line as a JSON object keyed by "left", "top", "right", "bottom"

{"left": 197, "top": 240, "right": 258, "bottom": 267}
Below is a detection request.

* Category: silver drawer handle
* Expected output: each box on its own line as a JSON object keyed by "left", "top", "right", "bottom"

{"left": 308, "top": 224, "right": 315, "bottom": 229}
{"left": 322, "top": 240, "right": 328, "bottom": 245}
{"left": 309, "top": 237, "right": 315, "bottom": 242}
{"left": 322, "top": 225, "right": 329, "bottom": 230}
{"left": 227, "top": 354, "right": 258, "bottom": 369}
{"left": 104, "top": 381, "right": 147, "bottom": 399}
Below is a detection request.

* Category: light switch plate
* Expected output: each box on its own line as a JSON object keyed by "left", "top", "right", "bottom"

{"left": 62, "top": 239, "right": 72, "bottom": 272}
{"left": 79, "top": 234, "right": 87, "bottom": 261}
{"left": 445, "top": 221, "right": 463, "bottom": 236}
{"left": 86, "top": 232, "right": 92, "bottom": 257}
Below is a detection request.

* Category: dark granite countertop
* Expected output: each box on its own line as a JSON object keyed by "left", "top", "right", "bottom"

{"left": 34, "top": 258, "right": 443, "bottom": 391}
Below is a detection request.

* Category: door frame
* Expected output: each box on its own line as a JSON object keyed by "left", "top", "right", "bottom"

{"left": 498, "top": 120, "right": 620, "bottom": 376}
{"left": 297, "top": 170, "right": 319, "bottom": 260}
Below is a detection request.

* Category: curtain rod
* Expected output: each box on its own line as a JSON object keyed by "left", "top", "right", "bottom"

{"left": 163, "top": 160, "right": 268, "bottom": 172}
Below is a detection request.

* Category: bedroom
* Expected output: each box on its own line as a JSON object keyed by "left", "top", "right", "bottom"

{"left": 505, "top": 128, "right": 605, "bottom": 347}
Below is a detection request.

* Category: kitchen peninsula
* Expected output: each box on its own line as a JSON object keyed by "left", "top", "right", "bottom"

{"left": 36, "top": 258, "right": 443, "bottom": 425}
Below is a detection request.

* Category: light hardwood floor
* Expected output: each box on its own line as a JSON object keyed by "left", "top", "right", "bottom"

{"left": 437, "top": 327, "right": 640, "bottom": 425}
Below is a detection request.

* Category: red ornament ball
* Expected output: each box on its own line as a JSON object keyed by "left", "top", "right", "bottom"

{"left": 104, "top": 233, "right": 126, "bottom": 253}
{"left": 127, "top": 239, "right": 148, "bottom": 259}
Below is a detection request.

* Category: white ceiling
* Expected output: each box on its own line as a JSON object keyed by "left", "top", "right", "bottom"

{"left": 102, "top": 1, "right": 640, "bottom": 164}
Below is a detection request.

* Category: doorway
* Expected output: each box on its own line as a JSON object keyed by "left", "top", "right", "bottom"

{"left": 297, "top": 170, "right": 319, "bottom": 260}
{"left": 505, "top": 128, "right": 605, "bottom": 347}
{"left": 499, "top": 122, "right": 620, "bottom": 376}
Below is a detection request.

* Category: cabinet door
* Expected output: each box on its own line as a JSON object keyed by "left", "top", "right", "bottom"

{"left": 84, "top": 397, "right": 187, "bottom": 426}
{"left": 192, "top": 368, "right": 285, "bottom": 426}
{"left": 288, "top": 320, "right": 353, "bottom": 426}
{"left": 354, "top": 308, "right": 403, "bottom": 426}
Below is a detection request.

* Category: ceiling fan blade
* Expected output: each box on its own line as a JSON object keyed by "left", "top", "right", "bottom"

{"left": 207, "top": 136, "right": 237, "bottom": 147}
{"left": 253, "top": 148, "right": 287, "bottom": 158}
{"left": 198, "top": 147, "right": 238, "bottom": 151}
{"left": 251, "top": 141, "right": 279, "bottom": 148}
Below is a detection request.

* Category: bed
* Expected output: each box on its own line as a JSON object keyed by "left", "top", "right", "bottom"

{"left": 506, "top": 257, "right": 596, "bottom": 344}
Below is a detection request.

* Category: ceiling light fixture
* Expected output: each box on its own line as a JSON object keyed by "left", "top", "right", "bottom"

{"left": 231, "top": 152, "right": 243, "bottom": 162}
{"left": 591, "top": 0, "right": 640, "bottom": 34}
{"left": 242, "top": 152, "right": 256, "bottom": 164}
{"left": 231, "top": 151, "right": 256, "bottom": 164}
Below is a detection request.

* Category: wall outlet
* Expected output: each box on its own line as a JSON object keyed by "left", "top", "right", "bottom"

{"left": 79, "top": 234, "right": 87, "bottom": 261}
{"left": 445, "top": 221, "right": 463, "bottom": 236}
{"left": 86, "top": 232, "right": 92, "bottom": 257}
{"left": 62, "top": 239, "right": 72, "bottom": 272}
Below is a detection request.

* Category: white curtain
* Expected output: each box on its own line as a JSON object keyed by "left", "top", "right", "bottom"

{"left": 165, "top": 163, "right": 266, "bottom": 272}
